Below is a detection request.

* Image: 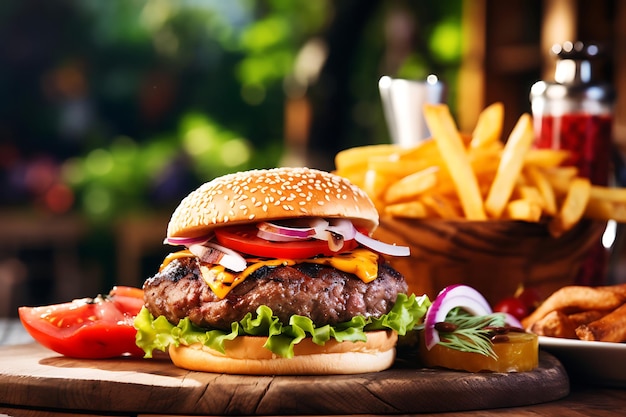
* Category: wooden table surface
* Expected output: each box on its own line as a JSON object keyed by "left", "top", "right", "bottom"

{"left": 1, "top": 319, "right": 625, "bottom": 417}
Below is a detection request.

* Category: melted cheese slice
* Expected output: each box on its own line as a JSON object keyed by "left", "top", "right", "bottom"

{"left": 159, "top": 248, "right": 380, "bottom": 299}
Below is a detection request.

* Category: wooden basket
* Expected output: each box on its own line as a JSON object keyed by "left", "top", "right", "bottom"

{"left": 373, "top": 217, "right": 605, "bottom": 305}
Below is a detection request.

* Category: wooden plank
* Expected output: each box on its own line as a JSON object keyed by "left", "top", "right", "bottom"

{"left": 0, "top": 343, "right": 568, "bottom": 415}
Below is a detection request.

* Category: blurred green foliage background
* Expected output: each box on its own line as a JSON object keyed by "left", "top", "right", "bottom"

{"left": 0, "top": 0, "right": 463, "bottom": 305}
{"left": 1, "top": 0, "right": 462, "bottom": 220}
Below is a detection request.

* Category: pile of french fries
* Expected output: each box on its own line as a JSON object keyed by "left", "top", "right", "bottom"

{"left": 335, "top": 102, "right": 626, "bottom": 237}
{"left": 521, "top": 284, "right": 626, "bottom": 342}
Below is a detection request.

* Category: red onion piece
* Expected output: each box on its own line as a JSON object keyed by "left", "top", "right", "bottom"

{"left": 325, "top": 219, "right": 356, "bottom": 240}
{"left": 256, "top": 229, "right": 305, "bottom": 242}
{"left": 163, "top": 235, "right": 211, "bottom": 246}
{"left": 354, "top": 231, "right": 410, "bottom": 257}
{"left": 423, "top": 284, "right": 492, "bottom": 350}
{"left": 257, "top": 219, "right": 329, "bottom": 239}
{"left": 502, "top": 312, "right": 523, "bottom": 329}
{"left": 189, "top": 242, "right": 247, "bottom": 272}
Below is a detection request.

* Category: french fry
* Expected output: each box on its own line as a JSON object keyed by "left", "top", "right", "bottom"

{"left": 524, "top": 165, "right": 557, "bottom": 216}
{"left": 335, "top": 102, "right": 626, "bottom": 230}
{"left": 334, "top": 144, "right": 400, "bottom": 172}
{"left": 567, "top": 310, "right": 610, "bottom": 327}
{"left": 585, "top": 198, "right": 626, "bottom": 222}
{"left": 521, "top": 284, "right": 626, "bottom": 329}
{"left": 484, "top": 113, "right": 535, "bottom": 218}
{"left": 384, "top": 166, "right": 439, "bottom": 204}
{"left": 420, "top": 193, "right": 462, "bottom": 219}
{"left": 366, "top": 155, "right": 437, "bottom": 179}
{"left": 504, "top": 198, "right": 542, "bottom": 222}
{"left": 423, "top": 104, "right": 487, "bottom": 220}
{"left": 516, "top": 185, "right": 545, "bottom": 210}
{"left": 523, "top": 283, "right": 626, "bottom": 343}
{"left": 524, "top": 149, "right": 571, "bottom": 168}
{"left": 468, "top": 142, "right": 502, "bottom": 187}
{"left": 470, "top": 101, "right": 504, "bottom": 149}
{"left": 362, "top": 169, "right": 393, "bottom": 212}
{"left": 529, "top": 310, "right": 577, "bottom": 339}
{"left": 549, "top": 177, "right": 591, "bottom": 237}
{"left": 590, "top": 185, "right": 626, "bottom": 202}
{"left": 384, "top": 201, "right": 429, "bottom": 218}
{"left": 575, "top": 303, "right": 626, "bottom": 342}
{"left": 543, "top": 166, "right": 579, "bottom": 195}
{"left": 396, "top": 138, "right": 441, "bottom": 163}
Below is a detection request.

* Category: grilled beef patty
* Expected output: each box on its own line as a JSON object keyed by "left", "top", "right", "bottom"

{"left": 143, "top": 256, "right": 408, "bottom": 330}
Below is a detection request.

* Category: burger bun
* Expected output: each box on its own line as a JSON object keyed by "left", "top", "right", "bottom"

{"left": 166, "top": 167, "right": 379, "bottom": 240}
{"left": 169, "top": 330, "right": 398, "bottom": 375}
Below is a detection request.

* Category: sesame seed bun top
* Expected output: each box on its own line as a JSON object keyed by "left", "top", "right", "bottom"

{"left": 166, "top": 167, "right": 379, "bottom": 239}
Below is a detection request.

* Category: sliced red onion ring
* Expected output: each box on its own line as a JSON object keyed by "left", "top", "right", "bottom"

{"left": 257, "top": 219, "right": 329, "bottom": 239}
{"left": 256, "top": 229, "right": 304, "bottom": 242}
{"left": 326, "top": 231, "right": 345, "bottom": 252}
{"left": 502, "top": 312, "right": 523, "bottom": 329}
{"left": 189, "top": 242, "right": 247, "bottom": 272}
{"left": 423, "top": 284, "right": 493, "bottom": 350}
{"left": 325, "top": 219, "right": 356, "bottom": 240}
{"left": 254, "top": 217, "right": 410, "bottom": 257}
{"left": 354, "top": 231, "right": 410, "bottom": 257}
{"left": 164, "top": 235, "right": 212, "bottom": 246}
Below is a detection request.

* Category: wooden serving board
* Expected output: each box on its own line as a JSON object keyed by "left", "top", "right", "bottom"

{"left": 0, "top": 343, "right": 569, "bottom": 415}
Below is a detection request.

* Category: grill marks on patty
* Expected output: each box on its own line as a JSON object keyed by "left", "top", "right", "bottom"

{"left": 143, "top": 256, "right": 408, "bottom": 330}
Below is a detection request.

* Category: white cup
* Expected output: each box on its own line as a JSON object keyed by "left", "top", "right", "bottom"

{"left": 379, "top": 75, "right": 446, "bottom": 147}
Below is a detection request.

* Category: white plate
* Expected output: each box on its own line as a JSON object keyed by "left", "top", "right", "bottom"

{"left": 539, "top": 336, "right": 626, "bottom": 387}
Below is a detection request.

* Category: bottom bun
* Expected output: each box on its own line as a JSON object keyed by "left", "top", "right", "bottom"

{"left": 169, "top": 330, "right": 398, "bottom": 375}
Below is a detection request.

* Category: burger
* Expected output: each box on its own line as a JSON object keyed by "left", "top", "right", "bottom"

{"left": 134, "top": 167, "right": 430, "bottom": 375}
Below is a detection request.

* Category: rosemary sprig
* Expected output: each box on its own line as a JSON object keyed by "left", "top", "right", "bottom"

{"left": 436, "top": 307, "right": 507, "bottom": 359}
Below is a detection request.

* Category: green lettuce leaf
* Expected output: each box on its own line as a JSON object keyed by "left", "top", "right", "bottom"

{"left": 134, "top": 293, "right": 431, "bottom": 359}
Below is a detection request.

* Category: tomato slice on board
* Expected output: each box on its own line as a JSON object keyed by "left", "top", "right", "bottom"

{"left": 18, "top": 286, "right": 145, "bottom": 359}
{"left": 108, "top": 285, "right": 145, "bottom": 314}
{"left": 214, "top": 226, "right": 358, "bottom": 259}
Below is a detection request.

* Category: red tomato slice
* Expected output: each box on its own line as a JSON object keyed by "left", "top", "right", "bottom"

{"left": 110, "top": 285, "right": 144, "bottom": 300}
{"left": 18, "top": 287, "right": 145, "bottom": 359}
{"left": 214, "top": 226, "right": 358, "bottom": 259}
{"left": 108, "top": 285, "right": 145, "bottom": 315}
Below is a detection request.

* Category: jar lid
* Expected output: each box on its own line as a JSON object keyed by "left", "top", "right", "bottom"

{"left": 552, "top": 41, "right": 603, "bottom": 84}
{"left": 530, "top": 41, "right": 614, "bottom": 103}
